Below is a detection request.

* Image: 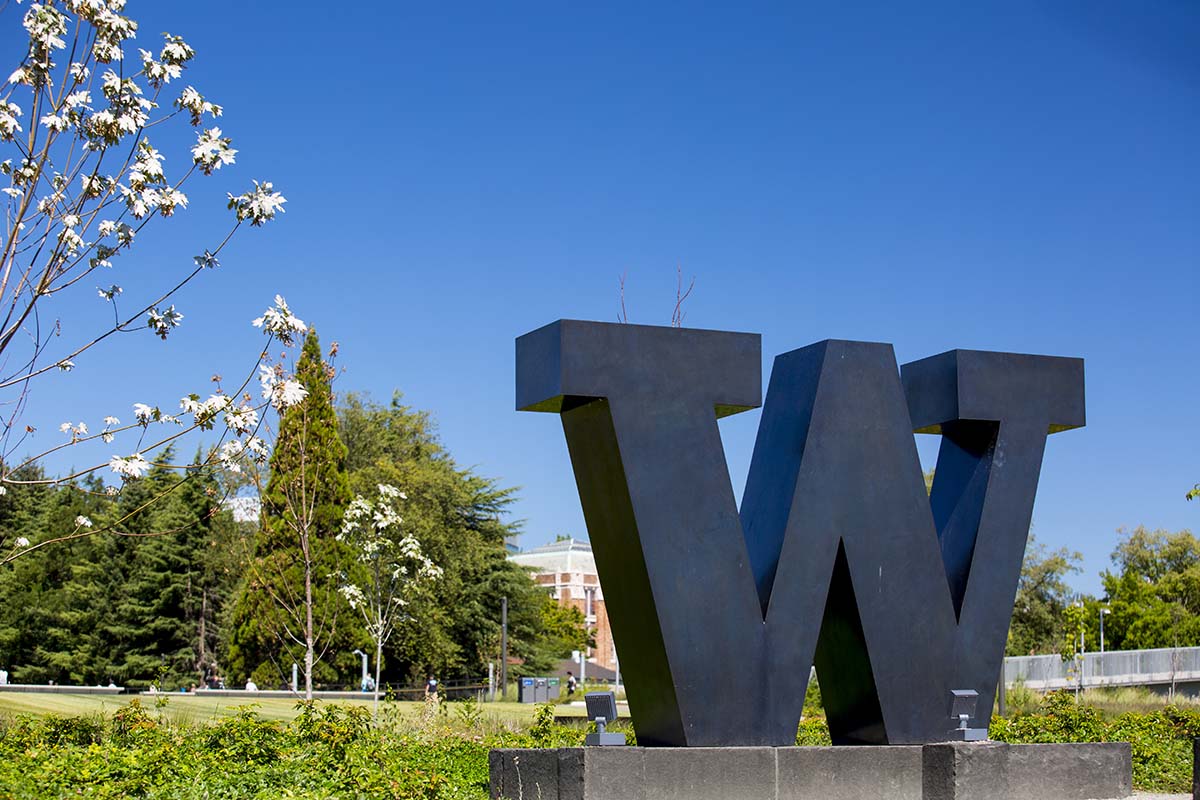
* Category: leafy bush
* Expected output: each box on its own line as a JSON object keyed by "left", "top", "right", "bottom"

{"left": 1, "top": 696, "right": 1198, "bottom": 796}
{"left": 795, "top": 718, "right": 832, "bottom": 745}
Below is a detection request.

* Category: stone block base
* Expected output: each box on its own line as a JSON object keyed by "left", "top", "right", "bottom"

{"left": 923, "top": 742, "right": 1131, "bottom": 800}
{"left": 489, "top": 742, "right": 1131, "bottom": 800}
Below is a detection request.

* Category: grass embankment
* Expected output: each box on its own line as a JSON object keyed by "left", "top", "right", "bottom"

{"left": 0, "top": 693, "right": 582, "bottom": 724}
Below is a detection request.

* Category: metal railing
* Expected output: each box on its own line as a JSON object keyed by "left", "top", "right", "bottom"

{"left": 1003, "top": 646, "right": 1200, "bottom": 689}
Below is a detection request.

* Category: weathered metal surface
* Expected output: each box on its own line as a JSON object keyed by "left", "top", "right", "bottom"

{"left": 515, "top": 320, "right": 1084, "bottom": 747}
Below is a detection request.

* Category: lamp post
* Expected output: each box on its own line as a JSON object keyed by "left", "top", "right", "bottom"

{"left": 1099, "top": 607, "right": 1111, "bottom": 654}
{"left": 1073, "top": 600, "right": 1085, "bottom": 698}
{"left": 352, "top": 649, "right": 369, "bottom": 692}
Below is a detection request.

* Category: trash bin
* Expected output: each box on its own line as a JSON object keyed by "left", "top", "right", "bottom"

{"left": 519, "top": 677, "right": 536, "bottom": 703}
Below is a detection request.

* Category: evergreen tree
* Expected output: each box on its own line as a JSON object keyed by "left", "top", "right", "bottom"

{"left": 105, "top": 449, "right": 240, "bottom": 688}
{"left": 226, "top": 328, "right": 355, "bottom": 695}
{"left": 0, "top": 473, "right": 118, "bottom": 684}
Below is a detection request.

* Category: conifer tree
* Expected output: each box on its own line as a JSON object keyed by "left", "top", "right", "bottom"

{"left": 226, "top": 328, "right": 354, "bottom": 696}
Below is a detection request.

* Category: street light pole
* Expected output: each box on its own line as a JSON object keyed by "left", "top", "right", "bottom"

{"left": 500, "top": 596, "right": 508, "bottom": 702}
{"left": 1100, "top": 607, "right": 1110, "bottom": 654}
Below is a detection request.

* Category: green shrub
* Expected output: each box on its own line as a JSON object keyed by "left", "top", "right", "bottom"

{"left": 795, "top": 718, "right": 831, "bottom": 745}
{"left": 802, "top": 678, "right": 823, "bottom": 719}
{"left": 1, "top": 695, "right": 1198, "bottom": 797}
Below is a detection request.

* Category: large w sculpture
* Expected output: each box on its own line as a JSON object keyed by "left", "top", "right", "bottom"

{"left": 516, "top": 320, "right": 1084, "bottom": 748}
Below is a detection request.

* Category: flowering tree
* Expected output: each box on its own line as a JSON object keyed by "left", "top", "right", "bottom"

{"left": 338, "top": 483, "right": 441, "bottom": 714}
{"left": 0, "top": 0, "right": 296, "bottom": 562}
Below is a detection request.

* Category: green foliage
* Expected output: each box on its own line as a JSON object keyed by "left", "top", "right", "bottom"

{"left": 528, "top": 702, "right": 557, "bottom": 746}
{"left": 203, "top": 707, "right": 285, "bottom": 767}
{"left": 802, "top": 675, "right": 823, "bottom": 718}
{"left": 3, "top": 696, "right": 1200, "bottom": 795}
{"left": 1006, "top": 534, "right": 1082, "bottom": 656}
{"left": 0, "top": 700, "right": 567, "bottom": 799}
{"left": 1060, "top": 601, "right": 1087, "bottom": 665}
{"left": 1092, "top": 526, "right": 1200, "bottom": 652}
{"left": 0, "top": 456, "right": 241, "bottom": 688}
{"left": 795, "top": 718, "right": 832, "bottom": 745}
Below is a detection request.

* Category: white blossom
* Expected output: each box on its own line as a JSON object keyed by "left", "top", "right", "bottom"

{"left": 129, "top": 141, "right": 165, "bottom": 188}
{"left": 175, "top": 86, "right": 221, "bottom": 126}
{"left": 75, "top": 515, "right": 93, "bottom": 528}
{"left": 139, "top": 48, "right": 182, "bottom": 87}
{"left": 65, "top": 90, "right": 92, "bottom": 110}
{"left": 245, "top": 436, "right": 269, "bottom": 460}
{"left": 14, "top": 537, "right": 30, "bottom": 548}
{"left": 223, "top": 404, "right": 258, "bottom": 434}
{"left": 159, "top": 34, "right": 194, "bottom": 65}
{"left": 57, "top": 359, "right": 75, "bottom": 371}
{"left": 98, "top": 285, "right": 122, "bottom": 300}
{"left": 40, "top": 113, "right": 70, "bottom": 133}
{"left": 218, "top": 439, "right": 245, "bottom": 464}
{"left": 147, "top": 305, "right": 183, "bottom": 338}
{"left": 0, "top": 102, "right": 23, "bottom": 140}
{"left": 104, "top": 416, "right": 120, "bottom": 426}
{"left": 272, "top": 380, "right": 308, "bottom": 410}
{"left": 228, "top": 180, "right": 286, "bottom": 226}
{"left": 252, "top": 295, "right": 306, "bottom": 345}
{"left": 378, "top": 484, "right": 407, "bottom": 501}
{"left": 24, "top": 4, "right": 68, "bottom": 53}
{"left": 191, "top": 127, "right": 236, "bottom": 174}
{"left": 133, "top": 403, "right": 155, "bottom": 424}
{"left": 109, "top": 453, "right": 150, "bottom": 479}
{"left": 339, "top": 584, "right": 366, "bottom": 610}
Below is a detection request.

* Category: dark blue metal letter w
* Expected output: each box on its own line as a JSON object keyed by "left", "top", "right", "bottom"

{"left": 516, "top": 320, "right": 1084, "bottom": 747}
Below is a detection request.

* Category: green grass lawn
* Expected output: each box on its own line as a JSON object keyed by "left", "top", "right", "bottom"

{"left": 0, "top": 692, "right": 589, "bottom": 724}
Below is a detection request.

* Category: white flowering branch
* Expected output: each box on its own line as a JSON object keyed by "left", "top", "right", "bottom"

{"left": 337, "top": 484, "right": 442, "bottom": 714}
{"left": 1, "top": 294, "right": 308, "bottom": 564}
{"left": 0, "top": 1, "right": 293, "bottom": 561}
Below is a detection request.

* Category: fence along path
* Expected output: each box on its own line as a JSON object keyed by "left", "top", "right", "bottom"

{"left": 1003, "top": 646, "right": 1200, "bottom": 692}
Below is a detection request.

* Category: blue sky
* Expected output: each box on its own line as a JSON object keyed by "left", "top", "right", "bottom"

{"left": 6, "top": 1, "right": 1198, "bottom": 595}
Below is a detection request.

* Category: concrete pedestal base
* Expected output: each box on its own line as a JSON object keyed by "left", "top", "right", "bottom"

{"left": 923, "top": 742, "right": 1131, "bottom": 800}
{"left": 489, "top": 742, "right": 1131, "bottom": 800}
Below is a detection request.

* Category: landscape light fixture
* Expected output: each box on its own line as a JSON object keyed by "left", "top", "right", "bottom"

{"left": 584, "top": 691, "right": 625, "bottom": 746}
{"left": 947, "top": 689, "right": 987, "bottom": 741}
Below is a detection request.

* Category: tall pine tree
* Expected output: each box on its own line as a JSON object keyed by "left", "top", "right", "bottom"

{"left": 225, "top": 328, "right": 355, "bottom": 695}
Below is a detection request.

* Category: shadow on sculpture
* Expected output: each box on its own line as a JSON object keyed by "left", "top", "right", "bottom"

{"left": 516, "top": 320, "right": 1084, "bottom": 747}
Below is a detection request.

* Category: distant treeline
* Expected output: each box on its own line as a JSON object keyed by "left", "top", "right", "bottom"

{"left": 0, "top": 389, "right": 583, "bottom": 690}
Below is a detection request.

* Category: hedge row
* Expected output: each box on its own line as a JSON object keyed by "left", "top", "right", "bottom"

{"left": 0, "top": 694, "right": 1195, "bottom": 797}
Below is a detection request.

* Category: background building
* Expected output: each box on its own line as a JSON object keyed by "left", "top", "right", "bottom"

{"left": 508, "top": 538, "right": 617, "bottom": 676}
